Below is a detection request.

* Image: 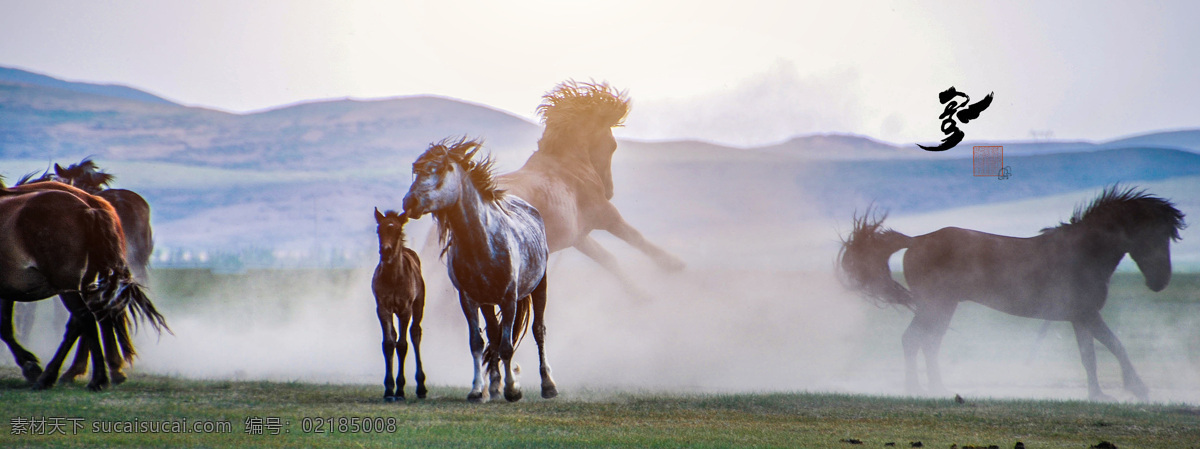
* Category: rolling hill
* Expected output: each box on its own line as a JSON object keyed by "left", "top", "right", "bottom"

{"left": 2, "top": 65, "right": 1199, "bottom": 269}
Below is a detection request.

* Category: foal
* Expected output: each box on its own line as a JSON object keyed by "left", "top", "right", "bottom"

{"left": 372, "top": 208, "right": 427, "bottom": 402}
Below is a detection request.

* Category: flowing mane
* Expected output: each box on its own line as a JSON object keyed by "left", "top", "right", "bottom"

{"left": 413, "top": 138, "right": 503, "bottom": 203}
{"left": 535, "top": 81, "right": 630, "bottom": 156}
{"left": 411, "top": 138, "right": 505, "bottom": 256}
{"left": 1041, "top": 185, "right": 1186, "bottom": 239}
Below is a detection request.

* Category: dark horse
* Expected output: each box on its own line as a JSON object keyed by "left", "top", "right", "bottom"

{"left": 839, "top": 186, "right": 1185, "bottom": 401}
{"left": 403, "top": 138, "right": 557, "bottom": 402}
{"left": 11, "top": 159, "right": 155, "bottom": 385}
{"left": 0, "top": 180, "right": 168, "bottom": 391}
{"left": 372, "top": 208, "right": 427, "bottom": 402}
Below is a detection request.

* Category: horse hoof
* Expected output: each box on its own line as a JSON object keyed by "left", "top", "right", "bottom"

{"left": 87, "top": 382, "right": 108, "bottom": 392}
{"left": 505, "top": 388, "right": 523, "bottom": 402}
{"left": 541, "top": 385, "right": 558, "bottom": 399}
{"left": 467, "top": 391, "right": 486, "bottom": 403}
{"left": 58, "top": 374, "right": 78, "bottom": 385}
{"left": 384, "top": 396, "right": 397, "bottom": 403}
{"left": 417, "top": 386, "right": 428, "bottom": 399}
{"left": 111, "top": 372, "right": 127, "bottom": 386}
{"left": 21, "top": 362, "right": 43, "bottom": 383}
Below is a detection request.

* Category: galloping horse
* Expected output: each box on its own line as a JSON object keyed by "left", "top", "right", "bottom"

{"left": 496, "top": 81, "right": 684, "bottom": 290}
{"left": 14, "top": 158, "right": 156, "bottom": 384}
{"left": 839, "top": 186, "right": 1185, "bottom": 401}
{"left": 372, "top": 208, "right": 427, "bottom": 402}
{"left": 403, "top": 138, "right": 556, "bottom": 403}
{"left": 0, "top": 180, "right": 168, "bottom": 391}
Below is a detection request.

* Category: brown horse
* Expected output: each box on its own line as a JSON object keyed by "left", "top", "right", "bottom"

{"left": 14, "top": 159, "right": 157, "bottom": 383}
{"left": 495, "top": 81, "right": 684, "bottom": 291}
{"left": 0, "top": 180, "right": 167, "bottom": 391}
{"left": 372, "top": 208, "right": 427, "bottom": 402}
{"left": 839, "top": 186, "right": 1185, "bottom": 401}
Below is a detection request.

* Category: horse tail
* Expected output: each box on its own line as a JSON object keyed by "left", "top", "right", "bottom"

{"left": 512, "top": 295, "right": 532, "bottom": 353}
{"left": 84, "top": 203, "right": 170, "bottom": 339}
{"left": 837, "top": 209, "right": 915, "bottom": 309}
{"left": 481, "top": 298, "right": 533, "bottom": 376}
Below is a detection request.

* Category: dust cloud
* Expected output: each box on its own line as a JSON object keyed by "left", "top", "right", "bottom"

{"left": 10, "top": 180, "right": 1200, "bottom": 405}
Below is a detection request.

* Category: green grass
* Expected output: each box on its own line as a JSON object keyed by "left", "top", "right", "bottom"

{"left": 2, "top": 367, "right": 1198, "bottom": 448}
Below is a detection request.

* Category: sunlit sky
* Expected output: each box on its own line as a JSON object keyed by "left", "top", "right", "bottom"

{"left": 2, "top": 1, "right": 1198, "bottom": 147}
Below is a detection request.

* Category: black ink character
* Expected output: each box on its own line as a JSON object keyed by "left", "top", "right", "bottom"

{"left": 918, "top": 87, "right": 994, "bottom": 151}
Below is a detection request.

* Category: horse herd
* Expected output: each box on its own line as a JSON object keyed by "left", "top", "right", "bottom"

{"left": 0, "top": 81, "right": 1189, "bottom": 404}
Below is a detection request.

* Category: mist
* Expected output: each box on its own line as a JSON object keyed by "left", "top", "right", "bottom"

{"left": 10, "top": 162, "right": 1200, "bottom": 405}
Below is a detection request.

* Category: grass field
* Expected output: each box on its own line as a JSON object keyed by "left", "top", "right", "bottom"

{"left": 3, "top": 367, "right": 1199, "bottom": 448}
{"left": 2, "top": 269, "right": 1198, "bottom": 447}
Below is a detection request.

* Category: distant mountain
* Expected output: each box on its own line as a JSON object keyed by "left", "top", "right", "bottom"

{"left": 0, "top": 66, "right": 178, "bottom": 105}
{"left": 1, "top": 68, "right": 541, "bottom": 170}
{"left": 3, "top": 66, "right": 1199, "bottom": 266}
{"left": 1102, "top": 129, "right": 1200, "bottom": 153}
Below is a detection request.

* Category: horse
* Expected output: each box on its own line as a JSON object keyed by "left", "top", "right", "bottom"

{"left": 491, "top": 81, "right": 683, "bottom": 294}
{"left": 11, "top": 158, "right": 155, "bottom": 384}
{"left": 0, "top": 180, "right": 168, "bottom": 391}
{"left": 372, "top": 208, "right": 427, "bottom": 402}
{"left": 403, "top": 138, "right": 556, "bottom": 403}
{"left": 838, "top": 186, "right": 1185, "bottom": 401}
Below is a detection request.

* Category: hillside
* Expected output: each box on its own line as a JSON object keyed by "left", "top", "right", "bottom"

{"left": 3, "top": 66, "right": 1200, "bottom": 269}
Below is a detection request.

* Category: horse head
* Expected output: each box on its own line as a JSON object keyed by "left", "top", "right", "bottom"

{"left": 1079, "top": 187, "right": 1187, "bottom": 292}
{"left": 403, "top": 138, "right": 496, "bottom": 219}
{"left": 537, "top": 81, "right": 629, "bottom": 200}
{"left": 54, "top": 158, "right": 114, "bottom": 194}
{"left": 375, "top": 207, "right": 408, "bottom": 263}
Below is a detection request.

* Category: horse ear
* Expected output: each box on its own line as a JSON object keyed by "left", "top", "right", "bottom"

{"left": 374, "top": 207, "right": 384, "bottom": 223}
{"left": 54, "top": 163, "right": 66, "bottom": 177}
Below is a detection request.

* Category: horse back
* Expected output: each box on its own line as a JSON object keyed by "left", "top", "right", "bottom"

{"left": 447, "top": 196, "right": 548, "bottom": 304}
{"left": 499, "top": 154, "right": 609, "bottom": 252}
{"left": 904, "top": 226, "right": 1106, "bottom": 319}
{"left": 99, "top": 189, "right": 153, "bottom": 280}
{"left": 372, "top": 248, "right": 424, "bottom": 313}
{"left": 0, "top": 190, "right": 92, "bottom": 299}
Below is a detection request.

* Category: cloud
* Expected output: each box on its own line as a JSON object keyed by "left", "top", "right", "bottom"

{"left": 621, "top": 61, "right": 869, "bottom": 147}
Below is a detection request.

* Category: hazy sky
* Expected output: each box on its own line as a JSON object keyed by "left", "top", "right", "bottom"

{"left": 2, "top": 1, "right": 1198, "bottom": 147}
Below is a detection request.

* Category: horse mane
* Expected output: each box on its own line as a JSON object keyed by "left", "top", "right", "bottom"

{"left": 57, "top": 157, "right": 116, "bottom": 192}
{"left": 535, "top": 80, "right": 630, "bottom": 156}
{"left": 414, "top": 138, "right": 505, "bottom": 256}
{"left": 414, "top": 137, "right": 503, "bottom": 203}
{"left": 1041, "top": 185, "right": 1186, "bottom": 240}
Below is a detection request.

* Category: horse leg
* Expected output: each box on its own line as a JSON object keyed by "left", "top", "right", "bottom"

{"left": 377, "top": 308, "right": 398, "bottom": 402}
{"left": 481, "top": 306, "right": 502, "bottom": 399}
{"left": 1087, "top": 314, "right": 1149, "bottom": 401}
{"left": 459, "top": 292, "right": 487, "bottom": 403}
{"left": 410, "top": 290, "right": 428, "bottom": 399}
{"left": 59, "top": 338, "right": 90, "bottom": 384}
{"left": 600, "top": 211, "right": 685, "bottom": 272}
{"left": 1071, "top": 319, "right": 1113, "bottom": 401}
{"left": 99, "top": 319, "right": 126, "bottom": 385}
{"left": 35, "top": 293, "right": 102, "bottom": 390}
{"left": 59, "top": 294, "right": 91, "bottom": 384}
{"left": 574, "top": 236, "right": 652, "bottom": 301}
{"left": 499, "top": 296, "right": 522, "bottom": 402}
{"left": 394, "top": 308, "right": 412, "bottom": 401}
{"left": 1, "top": 299, "right": 42, "bottom": 382}
{"left": 920, "top": 304, "right": 956, "bottom": 395}
{"left": 531, "top": 274, "right": 557, "bottom": 398}
{"left": 901, "top": 317, "right": 926, "bottom": 394}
